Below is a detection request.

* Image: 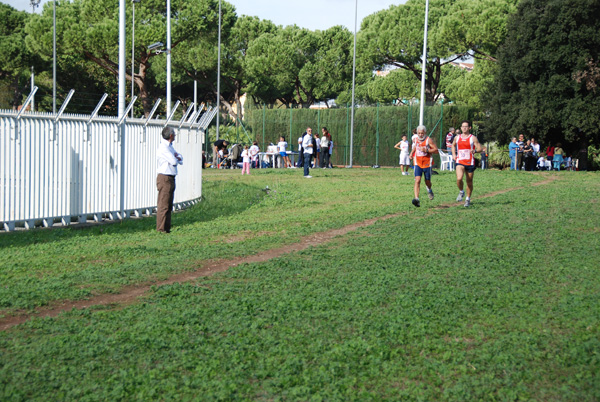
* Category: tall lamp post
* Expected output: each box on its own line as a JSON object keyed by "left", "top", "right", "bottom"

{"left": 348, "top": 0, "right": 358, "bottom": 168}
{"left": 30, "top": 0, "right": 41, "bottom": 112}
{"left": 53, "top": 0, "right": 57, "bottom": 114}
{"left": 166, "top": 0, "right": 171, "bottom": 114}
{"left": 131, "top": 0, "right": 140, "bottom": 118}
{"left": 216, "top": 0, "right": 221, "bottom": 140}
{"left": 419, "top": 0, "right": 430, "bottom": 126}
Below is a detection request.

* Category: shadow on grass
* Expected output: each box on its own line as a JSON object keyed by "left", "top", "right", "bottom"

{"left": 0, "top": 181, "right": 266, "bottom": 249}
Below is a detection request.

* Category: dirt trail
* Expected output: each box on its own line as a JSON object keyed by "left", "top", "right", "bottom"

{"left": 0, "top": 175, "right": 560, "bottom": 331}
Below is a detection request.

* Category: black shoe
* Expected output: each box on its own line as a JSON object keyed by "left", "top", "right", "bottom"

{"left": 412, "top": 198, "right": 420, "bottom": 207}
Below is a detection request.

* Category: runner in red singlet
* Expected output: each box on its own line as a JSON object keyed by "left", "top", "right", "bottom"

{"left": 408, "top": 125, "right": 438, "bottom": 208}
{"left": 452, "top": 120, "right": 484, "bottom": 207}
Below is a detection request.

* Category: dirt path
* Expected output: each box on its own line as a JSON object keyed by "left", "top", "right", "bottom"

{"left": 0, "top": 175, "right": 560, "bottom": 331}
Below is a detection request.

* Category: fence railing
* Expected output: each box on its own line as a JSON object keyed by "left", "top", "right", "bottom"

{"left": 1, "top": 106, "right": 215, "bottom": 232}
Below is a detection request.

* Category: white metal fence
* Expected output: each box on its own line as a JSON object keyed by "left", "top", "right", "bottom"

{"left": 1, "top": 107, "right": 215, "bottom": 232}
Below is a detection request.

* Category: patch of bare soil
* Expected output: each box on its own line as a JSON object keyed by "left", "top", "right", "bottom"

{"left": 0, "top": 176, "right": 559, "bottom": 331}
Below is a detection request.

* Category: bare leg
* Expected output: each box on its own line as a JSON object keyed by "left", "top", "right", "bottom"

{"left": 414, "top": 175, "right": 422, "bottom": 199}
{"left": 455, "top": 165, "right": 465, "bottom": 192}
{"left": 465, "top": 172, "right": 474, "bottom": 198}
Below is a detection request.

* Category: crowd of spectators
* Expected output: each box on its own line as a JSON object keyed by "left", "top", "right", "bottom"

{"left": 508, "top": 135, "right": 574, "bottom": 171}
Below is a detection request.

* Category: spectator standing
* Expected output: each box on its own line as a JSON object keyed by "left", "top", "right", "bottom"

{"left": 277, "top": 136, "right": 292, "bottom": 168}
{"left": 394, "top": 134, "right": 411, "bottom": 175}
{"left": 241, "top": 146, "right": 250, "bottom": 175}
{"left": 531, "top": 138, "right": 540, "bottom": 158}
{"left": 313, "top": 132, "right": 321, "bottom": 168}
{"left": 320, "top": 127, "right": 331, "bottom": 168}
{"left": 509, "top": 137, "right": 519, "bottom": 170}
{"left": 523, "top": 140, "right": 536, "bottom": 171}
{"left": 297, "top": 132, "right": 305, "bottom": 167}
{"left": 546, "top": 143, "right": 555, "bottom": 164}
{"left": 302, "top": 127, "right": 314, "bottom": 178}
{"left": 516, "top": 134, "right": 525, "bottom": 170}
{"left": 327, "top": 137, "right": 334, "bottom": 168}
{"left": 249, "top": 141, "right": 260, "bottom": 168}
{"left": 156, "top": 127, "right": 183, "bottom": 233}
{"left": 445, "top": 127, "right": 455, "bottom": 154}
{"left": 480, "top": 147, "right": 488, "bottom": 170}
{"left": 553, "top": 143, "right": 564, "bottom": 170}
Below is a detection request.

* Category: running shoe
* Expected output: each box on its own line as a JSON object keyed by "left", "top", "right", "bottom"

{"left": 412, "top": 198, "right": 420, "bottom": 207}
{"left": 456, "top": 190, "right": 465, "bottom": 202}
{"left": 304, "top": 175, "right": 312, "bottom": 178}
{"left": 464, "top": 199, "right": 471, "bottom": 207}
{"left": 428, "top": 189, "right": 434, "bottom": 200}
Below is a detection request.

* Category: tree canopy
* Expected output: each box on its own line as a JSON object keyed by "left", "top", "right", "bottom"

{"left": 357, "top": 0, "right": 517, "bottom": 104}
{"left": 487, "top": 0, "right": 600, "bottom": 147}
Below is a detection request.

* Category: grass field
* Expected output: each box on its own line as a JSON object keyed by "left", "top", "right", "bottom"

{"left": 1, "top": 168, "right": 599, "bottom": 400}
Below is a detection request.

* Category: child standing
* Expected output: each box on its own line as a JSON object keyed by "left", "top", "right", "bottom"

{"left": 241, "top": 145, "right": 251, "bottom": 175}
{"left": 394, "top": 134, "right": 410, "bottom": 175}
{"left": 277, "top": 136, "right": 292, "bottom": 168}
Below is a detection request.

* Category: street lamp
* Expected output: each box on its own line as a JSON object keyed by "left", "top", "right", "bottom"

{"left": 131, "top": 0, "right": 140, "bottom": 118}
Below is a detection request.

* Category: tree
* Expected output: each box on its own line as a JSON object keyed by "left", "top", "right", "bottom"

{"left": 487, "top": 0, "right": 600, "bottom": 147}
{"left": 25, "top": 0, "right": 230, "bottom": 116}
{"left": 358, "top": 0, "right": 517, "bottom": 104}
{"left": 245, "top": 25, "right": 354, "bottom": 105}
{"left": 0, "top": 3, "right": 37, "bottom": 110}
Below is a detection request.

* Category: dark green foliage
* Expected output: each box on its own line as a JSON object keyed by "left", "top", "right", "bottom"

{"left": 487, "top": 0, "right": 600, "bottom": 149}
{"left": 245, "top": 104, "right": 478, "bottom": 166}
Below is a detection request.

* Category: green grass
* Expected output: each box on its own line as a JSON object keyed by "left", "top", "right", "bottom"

{"left": 1, "top": 169, "right": 599, "bottom": 401}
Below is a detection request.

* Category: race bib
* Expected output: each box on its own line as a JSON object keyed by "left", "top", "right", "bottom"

{"left": 458, "top": 149, "right": 471, "bottom": 160}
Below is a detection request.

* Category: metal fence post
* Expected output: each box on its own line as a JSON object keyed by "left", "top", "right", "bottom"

{"left": 439, "top": 98, "right": 444, "bottom": 149}
{"left": 345, "top": 103, "right": 349, "bottom": 165}
{"left": 262, "top": 103, "right": 266, "bottom": 151}
{"left": 289, "top": 104, "right": 293, "bottom": 145}
{"left": 376, "top": 102, "right": 380, "bottom": 166}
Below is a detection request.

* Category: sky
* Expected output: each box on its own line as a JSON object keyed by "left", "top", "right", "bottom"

{"left": 4, "top": 0, "right": 406, "bottom": 32}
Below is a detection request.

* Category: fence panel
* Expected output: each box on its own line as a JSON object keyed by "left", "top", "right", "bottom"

{"left": 0, "top": 111, "right": 206, "bottom": 231}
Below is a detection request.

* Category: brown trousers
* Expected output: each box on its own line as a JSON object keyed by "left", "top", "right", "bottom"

{"left": 156, "top": 174, "right": 176, "bottom": 233}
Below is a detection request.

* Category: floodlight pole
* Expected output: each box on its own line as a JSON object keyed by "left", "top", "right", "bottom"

{"left": 30, "top": 0, "right": 40, "bottom": 112}
{"left": 419, "top": 0, "right": 430, "bottom": 126}
{"left": 118, "top": 0, "right": 126, "bottom": 118}
{"left": 131, "top": 0, "right": 140, "bottom": 118}
{"left": 349, "top": 0, "right": 358, "bottom": 168}
{"left": 166, "top": 0, "right": 172, "bottom": 114}
{"left": 53, "top": 0, "right": 56, "bottom": 114}
{"left": 216, "top": 0, "right": 222, "bottom": 141}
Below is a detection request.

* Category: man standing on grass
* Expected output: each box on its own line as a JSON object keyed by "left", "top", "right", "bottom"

{"left": 516, "top": 133, "right": 525, "bottom": 170}
{"left": 452, "top": 120, "right": 484, "bottom": 208}
{"left": 156, "top": 127, "right": 183, "bottom": 233}
{"left": 302, "top": 127, "right": 314, "bottom": 178}
{"left": 409, "top": 125, "right": 437, "bottom": 207}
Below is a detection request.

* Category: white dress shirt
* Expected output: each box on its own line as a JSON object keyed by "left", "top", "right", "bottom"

{"left": 157, "top": 138, "right": 183, "bottom": 176}
{"left": 302, "top": 134, "right": 313, "bottom": 155}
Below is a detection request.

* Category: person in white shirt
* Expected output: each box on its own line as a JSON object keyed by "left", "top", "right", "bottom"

{"left": 302, "top": 127, "right": 314, "bottom": 178}
{"left": 313, "top": 132, "right": 321, "bottom": 168}
{"left": 241, "top": 145, "right": 251, "bottom": 175}
{"left": 249, "top": 141, "right": 260, "bottom": 168}
{"left": 156, "top": 127, "right": 183, "bottom": 233}
{"left": 277, "top": 136, "right": 292, "bottom": 168}
{"left": 394, "top": 134, "right": 410, "bottom": 175}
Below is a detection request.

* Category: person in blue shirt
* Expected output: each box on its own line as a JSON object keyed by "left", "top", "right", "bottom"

{"left": 508, "top": 137, "right": 519, "bottom": 170}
